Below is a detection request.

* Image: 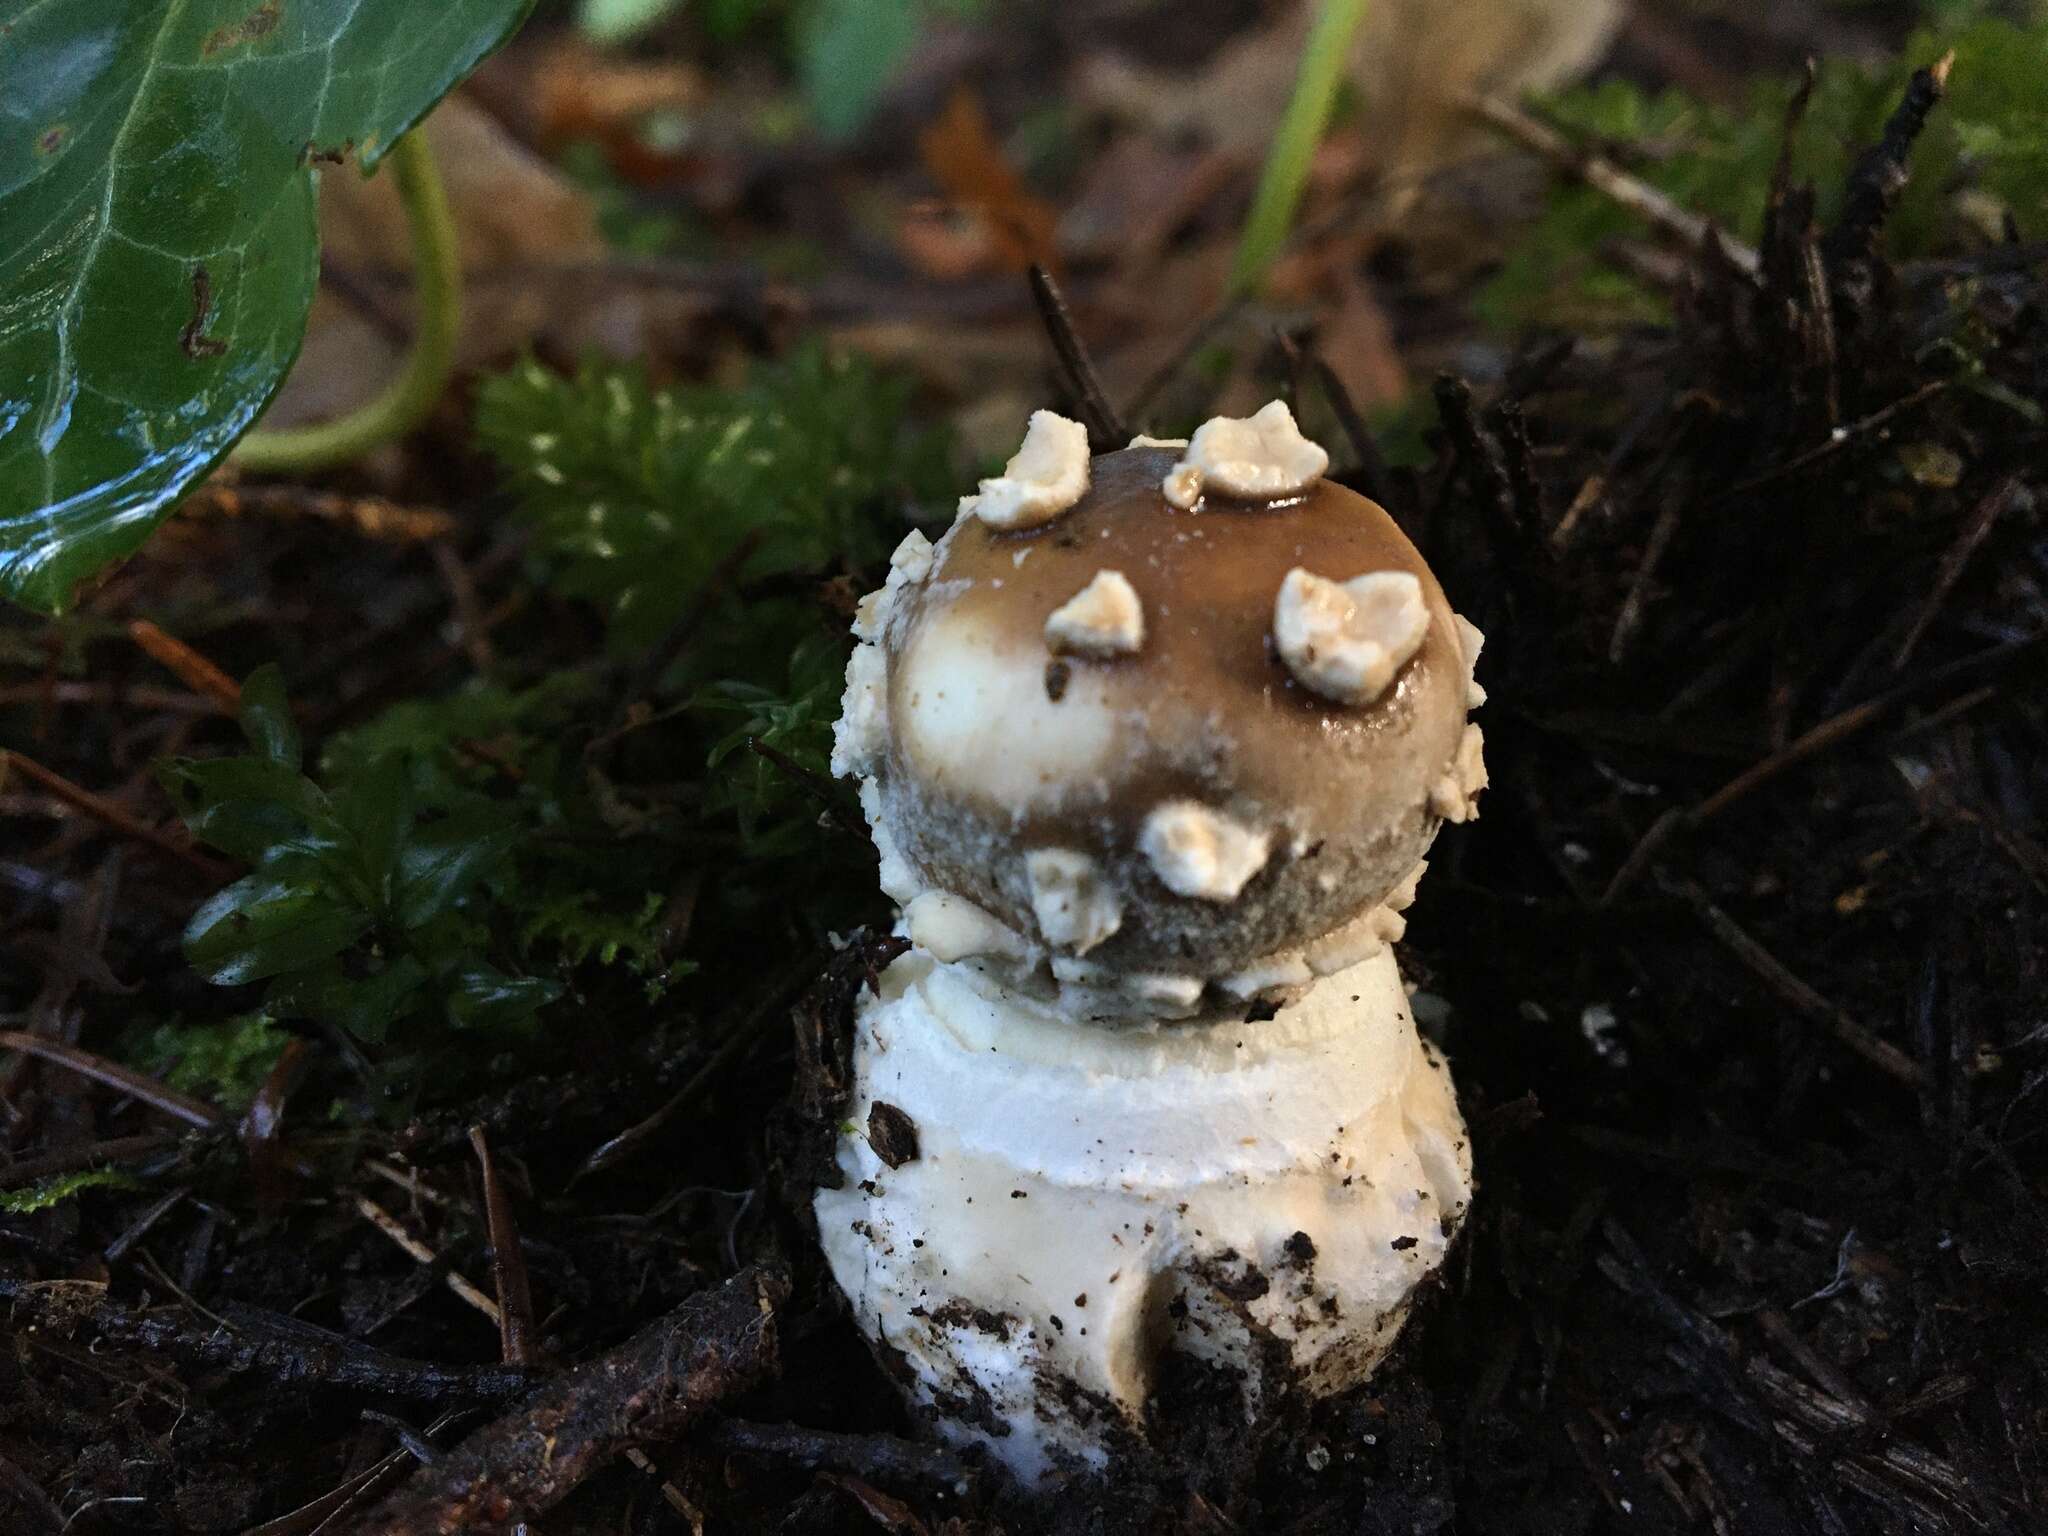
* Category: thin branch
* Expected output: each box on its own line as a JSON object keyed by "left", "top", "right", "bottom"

{"left": 574, "top": 951, "right": 828, "bottom": 1181}
{"left": 1713, "top": 381, "right": 1947, "bottom": 504}
{"left": 1278, "top": 331, "right": 1396, "bottom": 513}
{"left": 1671, "top": 881, "right": 1923, "bottom": 1086}
{"left": 127, "top": 621, "right": 242, "bottom": 714}
{"left": 0, "top": 1280, "right": 540, "bottom": 1405}
{"left": 352, "top": 1194, "right": 504, "bottom": 1327}
{"left": 1027, "top": 265, "right": 1126, "bottom": 446}
{"left": 1464, "top": 93, "right": 1761, "bottom": 279}
{"left": 0, "top": 1450, "right": 63, "bottom": 1534}
{"left": 353, "top": 1268, "right": 786, "bottom": 1536}
{"left": 705, "top": 1419, "right": 977, "bottom": 1498}
{"left": 747, "top": 737, "right": 870, "bottom": 847}
{"left": 183, "top": 479, "right": 458, "bottom": 544}
{"left": 1693, "top": 630, "right": 2042, "bottom": 824}
{"left": 0, "top": 752, "right": 220, "bottom": 875}
{"left": 1603, "top": 629, "right": 2046, "bottom": 903}
{"left": 0, "top": 1030, "right": 220, "bottom": 1129}
{"left": 469, "top": 1125, "right": 539, "bottom": 1367}
{"left": 1892, "top": 476, "right": 2020, "bottom": 669}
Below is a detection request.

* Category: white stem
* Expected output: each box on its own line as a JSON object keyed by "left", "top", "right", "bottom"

{"left": 817, "top": 947, "right": 1472, "bottom": 1485}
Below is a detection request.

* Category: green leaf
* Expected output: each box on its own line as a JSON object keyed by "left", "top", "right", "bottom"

{"left": 0, "top": 0, "right": 537, "bottom": 613}
{"left": 445, "top": 961, "right": 562, "bottom": 1031}
{"left": 159, "top": 756, "right": 333, "bottom": 863}
{"left": 331, "top": 749, "right": 413, "bottom": 907}
{"left": 269, "top": 956, "right": 427, "bottom": 1044}
{"left": 185, "top": 861, "right": 375, "bottom": 985}
{"left": 236, "top": 662, "right": 301, "bottom": 767}
{"left": 392, "top": 808, "right": 518, "bottom": 928}
{"left": 795, "top": 0, "right": 918, "bottom": 141}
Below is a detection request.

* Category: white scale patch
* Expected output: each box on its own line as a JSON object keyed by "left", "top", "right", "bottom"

{"left": 1025, "top": 848, "right": 1123, "bottom": 954}
{"left": 1139, "top": 801, "right": 1271, "bottom": 902}
{"left": 1044, "top": 570, "right": 1144, "bottom": 657}
{"left": 1273, "top": 567, "right": 1429, "bottom": 706}
{"left": 1161, "top": 400, "right": 1328, "bottom": 509}
{"left": 959, "top": 411, "right": 1091, "bottom": 530}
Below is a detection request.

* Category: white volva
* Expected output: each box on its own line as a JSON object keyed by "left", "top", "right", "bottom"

{"left": 817, "top": 947, "right": 1472, "bottom": 1484}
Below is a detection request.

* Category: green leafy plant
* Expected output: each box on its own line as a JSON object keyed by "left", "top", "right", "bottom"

{"left": 475, "top": 343, "right": 953, "bottom": 653}
{"left": 122, "top": 1012, "right": 289, "bottom": 1113}
{"left": 160, "top": 666, "right": 564, "bottom": 1075}
{"left": 0, "top": 0, "right": 536, "bottom": 613}
{"left": 1482, "top": 18, "right": 2048, "bottom": 331}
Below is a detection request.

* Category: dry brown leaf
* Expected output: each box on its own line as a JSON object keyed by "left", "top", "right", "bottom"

{"left": 911, "top": 87, "right": 1060, "bottom": 276}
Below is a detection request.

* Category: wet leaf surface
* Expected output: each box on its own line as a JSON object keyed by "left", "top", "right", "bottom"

{"left": 0, "top": 0, "right": 534, "bottom": 612}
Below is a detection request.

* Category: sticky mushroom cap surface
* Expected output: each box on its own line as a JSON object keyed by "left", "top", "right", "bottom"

{"left": 858, "top": 443, "right": 1474, "bottom": 1001}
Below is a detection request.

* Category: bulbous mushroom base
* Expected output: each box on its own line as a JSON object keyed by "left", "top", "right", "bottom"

{"left": 815, "top": 947, "right": 1472, "bottom": 1487}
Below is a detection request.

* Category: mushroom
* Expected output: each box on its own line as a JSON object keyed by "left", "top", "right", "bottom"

{"left": 819, "top": 407, "right": 1487, "bottom": 1484}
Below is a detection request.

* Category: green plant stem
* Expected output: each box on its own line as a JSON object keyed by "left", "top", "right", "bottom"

{"left": 1228, "top": 0, "right": 1372, "bottom": 298}
{"left": 235, "top": 129, "right": 462, "bottom": 474}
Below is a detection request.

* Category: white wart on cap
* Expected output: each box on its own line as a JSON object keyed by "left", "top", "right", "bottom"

{"left": 1162, "top": 400, "right": 1329, "bottom": 509}
{"left": 1273, "top": 567, "right": 1430, "bottom": 706}
{"left": 959, "top": 410, "right": 1091, "bottom": 530}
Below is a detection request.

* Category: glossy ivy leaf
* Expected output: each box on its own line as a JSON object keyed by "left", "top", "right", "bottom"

{"left": 236, "top": 662, "right": 302, "bottom": 767}
{"left": 186, "top": 859, "right": 376, "bottom": 986}
{"left": 0, "top": 0, "right": 535, "bottom": 613}
{"left": 445, "top": 961, "right": 561, "bottom": 1031}
{"left": 160, "top": 754, "right": 334, "bottom": 865}
{"left": 392, "top": 808, "right": 519, "bottom": 929}
{"left": 269, "top": 957, "right": 427, "bottom": 1045}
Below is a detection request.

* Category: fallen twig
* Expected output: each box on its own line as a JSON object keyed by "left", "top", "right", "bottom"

{"left": 0, "top": 1449, "right": 63, "bottom": 1534}
{"left": 352, "top": 1267, "right": 786, "bottom": 1536}
{"left": 0, "top": 753, "right": 220, "bottom": 875}
{"left": 0, "top": 1279, "right": 541, "bottom": 1404}
{"left": 353, "top": 1194, "right": 505, "bottom": 1327}
{"left": 575, "top": 950, "right": 830, "bottom": 1180}
{"left": 1713, "top": 380, "right": 1948, "bottom": 504}
{"left": 1278, "top": 332, "right": 1396, "bottom": 515}
{"left": 1603, "top": 629, "right": 2046, "bottom": 903}
{"left": 0, "top": 1030, "right": 220, "bottom": 1129}
{"left": 1892, "top": 476, "right": 2021, "bottom": 669}
{"left": 127, "top": 621, "right": 242, "bottom": 714}
{"left": 184, "top": 477, "right": 458, "bottom": 545}
{"left": 1670, "top": 880, "right": 1923, "bottom": 1086}
{"left": 469, "top": 1125, "right": 539, "bottom": 1367}
{"left": 1464, "top": 94, "right": 1761, "bottom": 279}
{"left": 242, "top": 1411, "right": 470, "bottom": 1536}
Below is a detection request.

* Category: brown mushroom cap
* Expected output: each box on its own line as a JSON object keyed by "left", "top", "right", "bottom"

{"left": 857, "top": 444, "right": 1476, "bottom": 1003}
